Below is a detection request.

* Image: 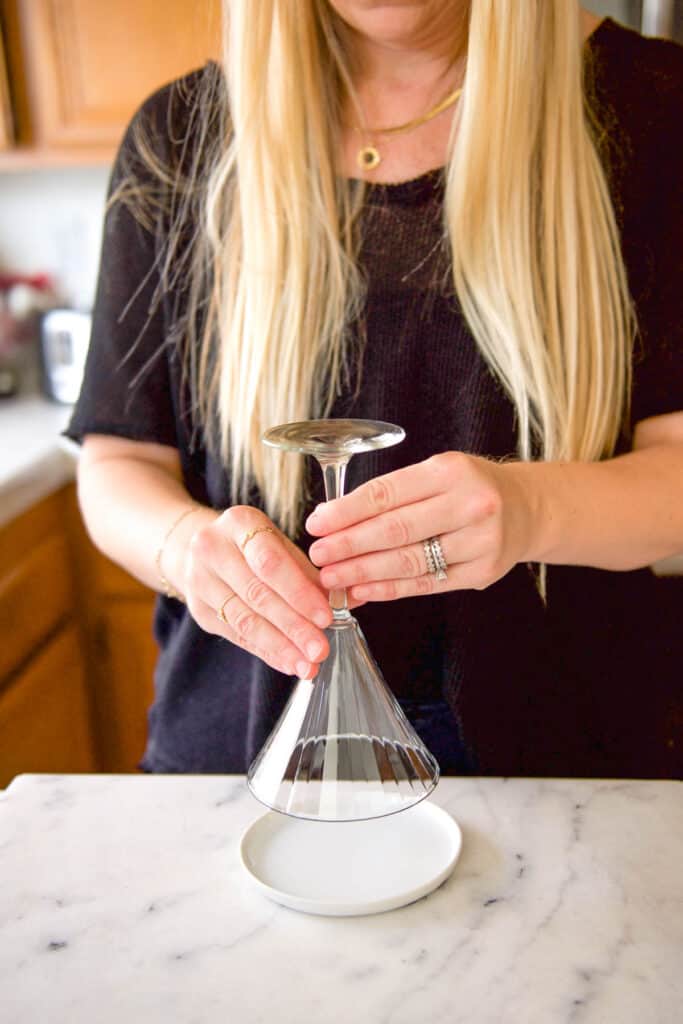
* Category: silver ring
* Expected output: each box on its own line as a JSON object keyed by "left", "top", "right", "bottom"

{"left": 424, "top": 536, "right": 448, "bottom": 582}
{"left": 423, "top": 539, "right": 436, "bottom": 576}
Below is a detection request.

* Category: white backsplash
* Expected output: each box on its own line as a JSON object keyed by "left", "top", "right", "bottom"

{"left": 585, "top": 0, "right": 641, "bottom": 24}
{"left": 0, "top": 166, "right": 111, "bottom": 310}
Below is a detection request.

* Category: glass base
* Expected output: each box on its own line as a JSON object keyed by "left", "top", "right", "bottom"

{"left": 262, "top": 418, "right": 405, "bottom": 458}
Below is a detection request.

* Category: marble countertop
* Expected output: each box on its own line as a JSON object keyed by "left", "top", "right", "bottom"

{"left": 0, "top": 393, "right": 76, "bottom": 529}
{"left": 1, "top": 773, "right": 681, "bottom": 1024}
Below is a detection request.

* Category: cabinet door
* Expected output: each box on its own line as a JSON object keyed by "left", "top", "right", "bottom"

{"left": 0, "top": 532, "right": 74, "bottom": 682}
{"left": 91, "top": 601, "right": 157, "bottom": 772}
{"left": 0, "top": 624, "right": 96, "bottom": 788}
{"left": 9, "top": 0, "right": 221, "bottom": 148}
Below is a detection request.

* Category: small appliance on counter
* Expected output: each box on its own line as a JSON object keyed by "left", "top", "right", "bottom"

{"left": 0, "top": 271, "right": 57, "bottom": 399}
{"left": 40, "top": 308, "right": 92, "bottom": 405}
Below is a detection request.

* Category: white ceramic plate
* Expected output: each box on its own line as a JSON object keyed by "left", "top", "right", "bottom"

{"left": 239, "top": 800, "right": 462, "bottom": 917}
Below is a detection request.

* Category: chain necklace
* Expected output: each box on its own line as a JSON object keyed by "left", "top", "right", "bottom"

{"left": 356, "top": 86, "right": 463, "bottom": 171}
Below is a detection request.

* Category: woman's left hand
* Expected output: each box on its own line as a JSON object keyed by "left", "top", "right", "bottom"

{"left": 306, "top": 452, "right": 539, "bottom": 600}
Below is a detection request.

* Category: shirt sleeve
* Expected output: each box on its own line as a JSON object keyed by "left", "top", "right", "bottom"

{"left": 65, "top": 85, "right": 179, "bottom": 448}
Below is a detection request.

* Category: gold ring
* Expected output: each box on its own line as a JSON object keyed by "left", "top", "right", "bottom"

{"left": 241, "top": 526, "right": 275, "bottom": 551}
{"left": 217, "top": 592, "right": 238, "bottom": 623}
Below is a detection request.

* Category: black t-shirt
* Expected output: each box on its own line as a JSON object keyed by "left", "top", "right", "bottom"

{"left": 67, "top": 18, "right": 683, "bottom": 778}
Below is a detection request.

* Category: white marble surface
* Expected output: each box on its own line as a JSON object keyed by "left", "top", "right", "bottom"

{"left": 0, "top": 393, "right": 76, "bottom": 528}
{"left": 1, "top": 774, "right": 681, "bottom": 1024}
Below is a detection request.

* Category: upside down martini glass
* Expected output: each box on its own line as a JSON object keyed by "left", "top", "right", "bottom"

{"left": 246, "top": 419, "right": 440, "bottom": 822}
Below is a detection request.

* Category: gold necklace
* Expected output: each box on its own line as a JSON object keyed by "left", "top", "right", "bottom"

{"left": 357, "top": 86, "right": 463, "bottom": 172}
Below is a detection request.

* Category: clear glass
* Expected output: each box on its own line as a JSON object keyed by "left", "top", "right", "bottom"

{"left": 247, "top": 418, "right": 440, "bottom": 822}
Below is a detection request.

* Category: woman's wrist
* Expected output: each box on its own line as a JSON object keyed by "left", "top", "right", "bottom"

{"left": 499, "top": 459, "right": 561, "bottom": 566}
{"left": 157, "top": 504, "right": 219, "bottom": 599}
{"left": 503, "top": 444, "right": 683, "bottom": 571}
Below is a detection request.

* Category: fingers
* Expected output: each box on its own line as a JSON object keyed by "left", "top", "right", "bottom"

{"left": 317, "top": 524, "right": 499, "bottom": 598}
{"left": 185, "top": 507, "right": 333, "bottom": 678}
{"left": 303, "top": 453, "right": 522, "bottom": 602}
{"left": 309, "top": 493, "right": 458, "bottom": 568}
{"left": 194, "top": 572, "right": 320, "bottom": 679}
{"left": 240, "top": 526, "right": 331, "bottom": 630}
{"left": 350, "top": 557, "right": 498, "bottom": 602}
{"left": 316, "top": 525, "right": 488, "bottom": 592}
{"left": 305, "top": 452, "right": 464, "bottom": 537}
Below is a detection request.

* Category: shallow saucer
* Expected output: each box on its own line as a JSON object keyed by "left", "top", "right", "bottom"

{"left": 239, "top": 799, "right": 462, "bottom": 917}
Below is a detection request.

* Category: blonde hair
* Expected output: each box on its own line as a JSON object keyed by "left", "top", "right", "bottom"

{"left": 136, "top": 1, "right": 634, "bottom": 536}
{"left": 200, "top": 1, "right": 364, "bottom": 533}
{"left": 447, "top": 3, "right": 632, "bottom": 465}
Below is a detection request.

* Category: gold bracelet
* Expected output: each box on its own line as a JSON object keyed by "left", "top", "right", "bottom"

{"left": 155, "top": 505, "right": 200, "bottom": 601}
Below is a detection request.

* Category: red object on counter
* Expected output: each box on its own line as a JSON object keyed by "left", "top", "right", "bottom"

{"left": 0, "top": 272, "right": 54, "bottom": 293}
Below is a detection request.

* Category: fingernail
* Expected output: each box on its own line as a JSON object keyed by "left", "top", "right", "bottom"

{"left": 322, "top": 571, "right": 338, "bottom": 587}
{"left": 311, "top": 543, "right": 328, "bottom": 561}
{"left": 296, "top": 659, "right": 312, "bottom": 678}
{"left": 352, "top": 586, "right": 369, "bottom": 600}
{"left": 313, "top": 610, "right": 330, "bottom": 629}
{"left": 306, "top": 641, "right": 324, "bottom": 661}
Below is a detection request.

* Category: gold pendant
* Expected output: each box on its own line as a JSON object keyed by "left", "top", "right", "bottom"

{"left": 357, "top": 146, "right": 380, "bottom": 171}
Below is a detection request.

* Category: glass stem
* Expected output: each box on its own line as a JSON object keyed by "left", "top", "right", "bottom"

{"left": 318, "top": 457, "right": 351, "bottom": 621}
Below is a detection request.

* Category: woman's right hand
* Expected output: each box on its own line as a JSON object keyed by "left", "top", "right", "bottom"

{"left": 179, "top": 506, "right": 336, "bottom": 678}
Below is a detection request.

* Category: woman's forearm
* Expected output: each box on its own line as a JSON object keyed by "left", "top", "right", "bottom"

{"left": 76, "top": 441, "right": 217, "bottom": 595}
{"left": 76, "top": 437, "right": 334, "bottom": 676}
{"left": 515, "top": 442, "right": 683, "bottom": 571}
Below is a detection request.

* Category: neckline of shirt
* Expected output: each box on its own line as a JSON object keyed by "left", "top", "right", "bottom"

{"left": 345, "top": 16, "right": 615, "bottom": 202}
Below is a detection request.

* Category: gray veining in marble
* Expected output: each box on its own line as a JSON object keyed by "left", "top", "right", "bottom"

{"left": 0, "top": 774, "right": 681, "bottom": 1023}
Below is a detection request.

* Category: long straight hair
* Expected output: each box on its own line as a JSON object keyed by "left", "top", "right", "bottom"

{"left": 177, "top": 1, "right": 633, "bottom": 535}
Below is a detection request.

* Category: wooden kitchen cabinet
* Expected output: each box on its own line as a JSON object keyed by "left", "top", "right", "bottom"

{"left": 64, "top": 484, "right": 158, "bottom": 773}
{"left": 76, "top": 552, "right": 158, "bottom": 773}
{"left": 0, "top": 625, "right": 95, "bottom": 787}
{"left": 90, "top": 603, "right": 156, "bottom": 772}
{"left": 0, "top": 483, "right": 158, "bottom": 786}
{"left": 0, "top": 486, "right": 96, "bottom": 787}
{"left": 0, "top": 0, "right": 221, "bottom": 166}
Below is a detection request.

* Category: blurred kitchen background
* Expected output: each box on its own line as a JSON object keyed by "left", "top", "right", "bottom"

{"left": 0, "top": 1, "right": 221, "bottom": 787}
{"left": 0, "top": 1, "right": 681, "bottom": 390}
{"left": 0, "top": 1, "right": 680, "bottom": 787}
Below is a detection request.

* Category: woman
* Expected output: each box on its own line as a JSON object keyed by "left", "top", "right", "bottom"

{"left": 67, "top": 2, "right": 683, "bottom": 778}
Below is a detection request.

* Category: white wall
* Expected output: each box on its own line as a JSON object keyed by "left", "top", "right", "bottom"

{"left": 0, "top": 166, "right": 111, "bottom": 310}
{"left": 585, "top": 0, "right": 642, "bottom": 25}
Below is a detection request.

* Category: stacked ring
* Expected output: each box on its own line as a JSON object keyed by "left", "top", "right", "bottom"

{"left": 423, "top": 539, "right": 437, "bottom": 576}
{"left": 430, "top": 537, "right": 448, "bottom": 580}
{"left": 422, "top": 536, "right": 448, "bottom": 582}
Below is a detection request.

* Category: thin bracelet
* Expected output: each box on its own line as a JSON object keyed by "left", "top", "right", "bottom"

{"left": 155, "top": 505, "right": 200, "bottom": 601}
